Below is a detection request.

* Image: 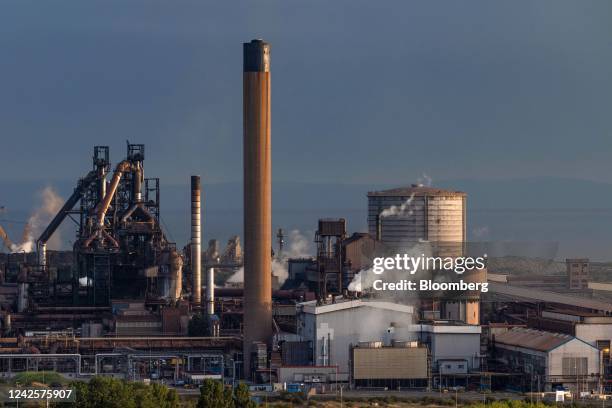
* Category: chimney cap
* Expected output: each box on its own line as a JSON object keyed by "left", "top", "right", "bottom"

{"left": 244, "top": 39, "right": 270, "bottom": 73}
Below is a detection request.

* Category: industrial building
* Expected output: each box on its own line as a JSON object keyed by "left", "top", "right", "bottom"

{"left": 295, "top": 296, "right": 482, "bottom": 387}
{"left": 567, "top": 258, "right": 591, "bottom": 290}
{"left": 296, "top": 297, "right": 417, "bottom": 380}
{"left": 413, "top": 321, "right": 482, "bottom": 373}
{"left": 491, "top": 327, "right": 600, "bottom": 393}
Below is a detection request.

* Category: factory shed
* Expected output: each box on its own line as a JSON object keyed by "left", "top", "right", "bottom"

{"left": 493, "top": 328, "right": 600, "bottom": 393}
{"left": 297, "top": 297, "right": 416, "bottom": 380}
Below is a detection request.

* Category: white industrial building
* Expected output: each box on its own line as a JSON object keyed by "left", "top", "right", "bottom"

{"left": 297, "top": 298, "right": 416, "bottom": 380}
{"left": 540, "top": 310, "right": 612, "bottom": 349}
{"left": 296, "top": 297, "right": 482, "bottom": 381}
{"left": 413, "top": 322, "right": 482, "bottom": 372}
{"left": 493, "top": 328, "right": 600, "bottom": 393}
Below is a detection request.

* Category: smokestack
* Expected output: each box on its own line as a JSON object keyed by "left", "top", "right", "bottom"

{"left": 243, "top": 38, "right": 272, "bottom": 374}
{"left": 206, "top": 267, "right": 214, "bottom": 315}
{"left": 191, "top": 175, "right": 202, "bottom": 305}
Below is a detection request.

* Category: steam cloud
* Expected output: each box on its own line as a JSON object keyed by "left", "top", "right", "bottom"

{"left": 347, "top": 241, "right": 433, "bottom": 294}
{"left": 379, "top": 193, "right": 415, "bottom": 217}
{"left": 228, "top": 229, "right": 313, "bottom": 284}
{"left": 11, "top": 187, "right": 64, "bottom": 253}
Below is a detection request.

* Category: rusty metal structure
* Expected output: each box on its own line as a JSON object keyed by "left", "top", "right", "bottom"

{"left": 243, "top": 39, "right": 273, "bottom": 374}
{"left": 29, "top": 143, "right": 182, "bottom": 308}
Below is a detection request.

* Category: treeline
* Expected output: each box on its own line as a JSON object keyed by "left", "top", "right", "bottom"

{"left": 51, "top": 377, "right": 257, "bottom": 408}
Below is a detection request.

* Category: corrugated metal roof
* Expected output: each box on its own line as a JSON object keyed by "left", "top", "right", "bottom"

{"left": 494, "top": 328, "right": 572, "bottom": 352}
{"left": 487, "top": 282, "right": 612, "bottom": 313}
{"left": 367, "top": 185, "right": 466, "bottom": 197}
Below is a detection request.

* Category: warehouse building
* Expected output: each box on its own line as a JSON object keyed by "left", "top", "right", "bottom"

{"left": 296, "top": 297, "right": 482, "bottom": 383}
{"left": 413, "top": 321, "right": 482, "bottom": 372}
{"left": 492, "top": 327, "right": 600, "bottom": 393}
{"left": 296, "top": 297, "right": 416, "bottom": 380}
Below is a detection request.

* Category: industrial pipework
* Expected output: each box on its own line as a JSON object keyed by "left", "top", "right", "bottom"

{"left": 243, "top": 39, "right": 273, "bottom": 374}
{"left": 191, "top": 175, "right": 202, "bottom": 305}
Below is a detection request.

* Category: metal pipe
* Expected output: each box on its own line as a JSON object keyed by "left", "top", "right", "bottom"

{"left": 132, "top": 162, "right": 143, "bottom": 202}
{"left": 37, "top": 242, "right": 46, "bottom": 268}
{"left": 243, "top": 39, "right": 272, "bottom": 374}
{"left": 207, "top": 267, "right": 214, "bottom": 315}
{"left": 37, "top": 169, "right": 98, "bottom": 249}
{"left": 96, "top": 160, "right": 132, "bottom": 227}
{"left": 191, "top": 175, "right": 202, "bottom": 305}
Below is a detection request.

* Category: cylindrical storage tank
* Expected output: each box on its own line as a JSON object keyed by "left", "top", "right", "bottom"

{"left": 169, "top": 250, "right": 183, "bottom": 302}
{"left": 367, "top": 185, "right": 466, "bottom": 256}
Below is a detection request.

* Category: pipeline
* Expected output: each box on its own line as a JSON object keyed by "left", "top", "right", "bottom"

{"left": 37, "top": 169, "right": 98, "bottom": 265}
{"left": 96, "top": 160, "right": 132, "bottom": 227}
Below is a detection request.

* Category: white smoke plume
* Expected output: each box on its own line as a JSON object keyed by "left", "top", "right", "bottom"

{"left": 11, "top": 187, "right": 64, "bottom": 253}
{"left": 347, "top": 241, "right": 433, "bottom": 294}
{"left": 418, "top": 173, "right": 433, "bottom": 187}
{"left": 227, "top": 266, "right": 243, "bottom": 283}
{"left": 379, "top": 193, "right": 415, "bottom": 217}
{"left": 227, "top": 229, "right": 313, "bottom": 284}
{"left": 472, "top": 226, "right": 490, "bottom": 240}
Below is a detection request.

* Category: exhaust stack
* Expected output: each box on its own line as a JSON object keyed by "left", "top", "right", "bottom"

{"left": 243, "top": 39, "right": 272, "bottom": 374}
{"left": 206, "top": 267, "right": 214, "bottom": 315}
{"left": 191, "top": 175, "right": 202, "bottom": 305}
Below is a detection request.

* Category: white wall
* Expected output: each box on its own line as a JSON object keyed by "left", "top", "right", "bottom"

{"left": 575, "top": 324, "right": 612, "bottom": 348}
{"left": 298, "top": 305, "right": 414, "bottom": 375}
{"left": 548, "top": 339, "right": 599, "bottom": 377}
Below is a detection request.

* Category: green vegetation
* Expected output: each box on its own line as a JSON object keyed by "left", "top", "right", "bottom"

{"left": 12, "top": 371, "right": 68, "bottom": 386}
{"left": 70, "top": 376, "right": 180, "bottom": 408}
{"left": 196, "top": 379, "right": 256, "bottom": 408}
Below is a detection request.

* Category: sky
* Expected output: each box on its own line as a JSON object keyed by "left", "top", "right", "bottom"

{"left": 1, "top": 1, "right": 612, "bottom": 186}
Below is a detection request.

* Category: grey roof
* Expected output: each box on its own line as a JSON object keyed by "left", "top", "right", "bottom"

{"left": 487, "top": 282, "right": 612, "bottom": 313}
{"left": 367, "top": 185, "right": 466, "bottom": 197}
{"left": 494, "top": 328, "right": 573, "bottom": 352}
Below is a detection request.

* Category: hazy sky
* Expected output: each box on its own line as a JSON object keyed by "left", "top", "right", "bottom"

{"left": 1, "top": 1, "right": 611, "bottom": 185}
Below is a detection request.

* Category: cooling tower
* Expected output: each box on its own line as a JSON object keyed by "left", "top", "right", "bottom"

{"left": 243, "top": 39, "right": 272, "bottom": 374}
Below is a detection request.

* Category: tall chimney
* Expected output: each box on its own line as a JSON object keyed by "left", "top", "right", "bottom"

{"left": 243, "top": 39, "right": 272, "bottom": 374}
{"left": 206, "top": 267, "right": 215, "bottom": 315}
{"left": 191, "top": 175, "right": 202, "bottom": 305}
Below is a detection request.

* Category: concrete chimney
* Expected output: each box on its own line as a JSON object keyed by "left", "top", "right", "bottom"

{"left": 243, "top": 39, "right": 272, "bottom": 374}
{"left": 191, "top": 175, "right": 202, "bottom": 305}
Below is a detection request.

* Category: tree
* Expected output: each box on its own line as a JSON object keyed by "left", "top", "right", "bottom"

{"left": 76, "top": 376, "right": 136, "bottom": 408}
{"left": 234, "top": 383, "right": 257, "bottom": 408}
{"left": 197, "top": 379, "right": 234, "bottom": 408}
{"left": 188, "top": 313, "right": 209, "bottom": 336}
{"left": 69, "top": 376, "right": 180, "bottom": 408}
